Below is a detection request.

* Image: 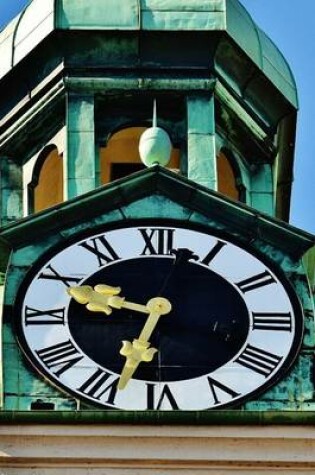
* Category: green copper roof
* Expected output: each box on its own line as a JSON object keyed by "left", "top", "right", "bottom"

{"left": 0, "top": 0, "right": 297, "bottom": 107}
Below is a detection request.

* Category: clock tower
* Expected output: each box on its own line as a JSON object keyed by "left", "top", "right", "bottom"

{"left": 0, "top": 0, "right": 314, "bottom": 472}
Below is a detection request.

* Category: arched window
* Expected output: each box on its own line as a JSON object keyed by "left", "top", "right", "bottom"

{"left": 217, "top": 150, "right": 241, "bottom": 201}
{"left": 100, "top": 127, "right": 180, "bottom": 184}
{"left": 28, "top": 145, "right": 63, "bottom": 213}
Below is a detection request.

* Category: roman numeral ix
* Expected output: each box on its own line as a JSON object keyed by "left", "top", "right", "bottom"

{"left": 25, "top": 306, "right": 65, "bottom": 326}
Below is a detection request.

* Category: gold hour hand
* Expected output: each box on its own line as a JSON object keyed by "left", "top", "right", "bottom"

{"left": 118, "top": 297, "right": 172, "bottom": 390}
{"left": 68, "top": 284, "right": 149, "bottom": 315}
{"left": 67, "top": 284, "right": 121, "bottom": 315}
{"left": 95, "top": 284, "right": 149, "bottom": 314}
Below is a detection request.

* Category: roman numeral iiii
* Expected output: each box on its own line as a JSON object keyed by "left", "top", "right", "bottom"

{"left": 235, "top": 344, "right": 282, "bottom": 377}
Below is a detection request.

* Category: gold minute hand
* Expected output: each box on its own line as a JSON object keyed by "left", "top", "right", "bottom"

{"left": 118, "top": 297, "right": 172, "bottom": 390}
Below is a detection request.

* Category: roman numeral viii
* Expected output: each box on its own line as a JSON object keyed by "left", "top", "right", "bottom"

{"left": 140, "top": 228, "right": 175, "bottom": 256}
{"left": 235, "top": 344, "right": 282, "bottom": 377}
{"left": 25, "top": 306, "right": 65, "bottom": 326}
{"left": 79, "top": 235, "right": 120, "bottom": 267}
{"left": 36, "top": 340, "right": 83, "bottom": 377}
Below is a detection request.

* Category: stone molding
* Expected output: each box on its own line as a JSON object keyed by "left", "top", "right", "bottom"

{"left": 0, "top": 424, "right": 315, "bottom": 473}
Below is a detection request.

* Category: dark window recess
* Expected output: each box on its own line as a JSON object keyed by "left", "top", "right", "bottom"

{"left": 110, "top": 163, "right": 145, "bottom": 181}
{"left": 30, "top": 399, "right": 55, "bottom": 410}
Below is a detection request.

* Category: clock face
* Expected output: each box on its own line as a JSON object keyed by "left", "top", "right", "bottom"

{"left": 14, "top": 221, "right": 303, "bottom": 410}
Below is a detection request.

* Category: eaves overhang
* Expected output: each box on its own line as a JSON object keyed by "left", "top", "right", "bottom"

{"left": 0, "top": 0, "right": 298, "bottom": 109}
{"left": 0, "top": 167, "right": 313, "bottom": 260}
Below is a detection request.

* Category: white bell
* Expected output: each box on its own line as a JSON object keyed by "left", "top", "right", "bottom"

{"left": 139, "top": 100, "right": 172, "bottom": 167}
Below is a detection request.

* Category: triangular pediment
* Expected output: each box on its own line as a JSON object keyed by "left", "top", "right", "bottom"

{"left": 0, "top": 167, "right": 313, "bottom": 264}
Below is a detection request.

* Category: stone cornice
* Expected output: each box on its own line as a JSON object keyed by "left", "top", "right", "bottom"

{"left": 0, "top": 424, "right": 314, "bottom": 471}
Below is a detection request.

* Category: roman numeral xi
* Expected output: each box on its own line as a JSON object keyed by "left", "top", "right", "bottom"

{"left": 79, "top": 235, "right": 120, "bottom": 267}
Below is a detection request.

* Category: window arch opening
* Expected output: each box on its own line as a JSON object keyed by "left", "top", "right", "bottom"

{"left": 217, "top": 150, "right": 242, "bottom": 202}
{"left": 28, "top": 145, "right": 63, "bottom": 213}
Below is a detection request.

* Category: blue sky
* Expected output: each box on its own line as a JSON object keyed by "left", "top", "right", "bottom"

{"left": 0, "top": 0, "right": 314, "bottom": 234}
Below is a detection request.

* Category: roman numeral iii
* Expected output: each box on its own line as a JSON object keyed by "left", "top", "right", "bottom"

{"left": 252, "top": 312, "right": 292, "bottom": 332}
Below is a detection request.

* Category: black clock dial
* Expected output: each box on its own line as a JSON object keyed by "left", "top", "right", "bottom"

{"left": 68, "top": 256, "right": 250, "bottom": 382}
{"left": 15, "top": 221, "right": 303, "bottom": 410}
